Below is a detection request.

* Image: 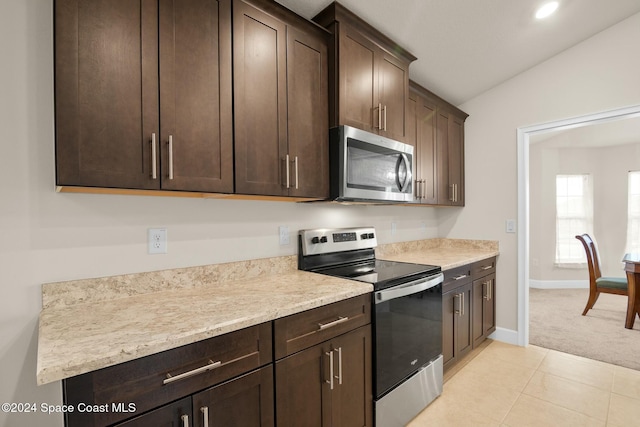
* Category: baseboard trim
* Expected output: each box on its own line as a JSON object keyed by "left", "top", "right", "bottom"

{"left": 489, "top": 327, "right": 519, "bottom": 346}
{"left": 529, "top": 279, "right": 588, "bottom": 289}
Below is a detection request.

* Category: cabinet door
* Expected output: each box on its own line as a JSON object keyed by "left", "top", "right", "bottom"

{"left": 233, "top": 0, "right": 288, "bottom": 196}
{"left": 286, "top": 26, "right": 329, "bottom": 199}
{"left": 442, "top": 283, "right": 473, "bottom": 370}
{"left": 329, "top": 326, "right": 373, "bottom": 427}
{"left": 115, "top": 397, "right": 191, "bottom": 427}
{"left": 338, "top": 27, "right": 377, "bottom": 133}
{"left": 473, "top": 274, "right": 496, "bottom": 347}
{"left": 158, "top": 0, "right": 233, "bottom": 193}
{"left": 448, "top": 113, "right": 465, "bottom": 205}
{"left": 442, "top": 289, "right": 456, "bottom": 368}
{"left": 436, "top": 109, "right": 450, "bottom": 205}
{"left": 55, "top": 0, "right": 159, "bottom": 189}
{"left": 377, "top": 52, "right": 409, "bottom": 142}
{"left": 193, "top": 366, "right": 274, "bottom": 427}
{"left": 415, "top": 96, "right": 438, "bottom": 204}
{"left": 457, "top": 282, "right": 473, "bottom": 359}
{"left": 275, "top": 342, "right": 331, "bottom": 427}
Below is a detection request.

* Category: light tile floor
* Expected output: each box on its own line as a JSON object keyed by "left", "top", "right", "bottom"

{"left": 408, "top": 340, "right": 640, "bottom": 427}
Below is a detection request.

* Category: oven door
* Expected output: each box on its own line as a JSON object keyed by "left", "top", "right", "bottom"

{"left": 373, "top": 272, "right": 443, "bottom": 398}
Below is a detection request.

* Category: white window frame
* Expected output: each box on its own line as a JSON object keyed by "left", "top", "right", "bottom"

{"left": 626, "top": 171, "right": 640, "bottom": 254}
{"left": 555, "top": 174, "right": 593, "bottom": 266}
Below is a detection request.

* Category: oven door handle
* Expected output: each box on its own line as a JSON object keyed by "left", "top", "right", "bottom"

{"left": 374, "top": 273, "right": 443, "bottom": 304}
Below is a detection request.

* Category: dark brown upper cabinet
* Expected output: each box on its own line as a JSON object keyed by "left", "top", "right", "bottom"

{"left": 233, "top": 0, "right": 329, "bottom": 199}
{"left": 313, "top": 2, "right": 416, "bottom": 143}
{"left": 408, "top": 81, "right": 468, "bottom": 206}
{"left": 55, "top": 0, "right": 234, "bottom": 193}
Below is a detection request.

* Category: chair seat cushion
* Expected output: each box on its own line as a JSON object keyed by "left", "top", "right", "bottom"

{"left": 596, "top": 277, "right": 628, "bottom": 289}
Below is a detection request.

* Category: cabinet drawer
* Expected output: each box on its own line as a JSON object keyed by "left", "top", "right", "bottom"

{"left": 274, "top": 294, "right": 371, "bottom": 359}
{"left": 442, "top": 264, "right": 473, "bottom": 293}
{"left": 472, "top": 257, "right": 496, "bottom": 278}
{"left": 64, "top": 322, "right": 272, "bottom": 427}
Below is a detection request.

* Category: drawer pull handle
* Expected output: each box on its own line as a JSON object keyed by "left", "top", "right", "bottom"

{"left": 481, "top": 265, "right": 492, "bottom": 271}
{"left": 453, "top": 274, "right": 468, "bottom": 280}
{"left": 181, "top": 414, "right": 189, "bottom": 427}
{"left": 163, "top": 360, "right": 222, "bottom": 385}
{"left": 318, "top": 316, "right": 349, "bottom": 330}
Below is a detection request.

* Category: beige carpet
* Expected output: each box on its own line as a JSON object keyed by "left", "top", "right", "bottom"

{"left": 529, "top": 288, "right": 640, "bottom": 371}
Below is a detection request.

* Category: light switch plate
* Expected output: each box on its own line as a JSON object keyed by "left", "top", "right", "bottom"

{"left": 506, "top": 219, "right": 516, "bottom": 233}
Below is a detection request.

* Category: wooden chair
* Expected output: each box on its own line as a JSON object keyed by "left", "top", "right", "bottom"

{"left": 575, "top": 234, "right": 628, "bottom": 315}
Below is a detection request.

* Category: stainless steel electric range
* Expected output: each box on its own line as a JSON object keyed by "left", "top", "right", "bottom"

{"left": 298, "top": 227, "right": 444, "bottom": 427}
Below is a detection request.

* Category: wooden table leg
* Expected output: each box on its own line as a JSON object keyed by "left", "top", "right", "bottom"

{"left": 625, "top": 271, "right": 639, "bottom": 329}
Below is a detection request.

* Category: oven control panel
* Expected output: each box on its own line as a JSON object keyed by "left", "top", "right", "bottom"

{"left": 299, "top": 227, "right": 378, "bottom": 256}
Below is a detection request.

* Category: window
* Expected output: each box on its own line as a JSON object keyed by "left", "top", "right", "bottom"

{"left": 627, "top": 171, "right": 640, "bottom": 253}
{"left": 555, "top": 174, "right": 593, "bottom": 265}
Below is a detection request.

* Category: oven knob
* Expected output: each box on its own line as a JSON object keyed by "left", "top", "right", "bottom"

{"left": 311, "top": 237, "right": 320, "bottom": 244}
{"left": 368, "top": 233, "right": 375, "bottom": 239}
{"left": 361, "top": 233, "right": 368, "bottom": 240}
{"left": 320, "top": 236, "right": 328, "bottom": 243}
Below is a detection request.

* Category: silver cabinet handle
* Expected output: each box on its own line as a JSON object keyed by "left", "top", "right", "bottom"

{"left": 415, "top": 179, "right": 421, "bottom": 199}
{"left": 318, "top": 316, "right": 349, "bottom": 330}
{"left": 421, "top": 179, "right": 426, "bottom": 199}
{"left": 294, "top": 156, "right": 299, "bottom": 189}
{"left": 453, "top": 274, "right": 468, "bottom": 281}
{"left": 181, "top": 414, "right": 189, "bottom": 427}
{"left": 151, "top": 133, "right": 157, "bottom": 179}
{"left": 201, "top": 407, "right": 209, "bottom": 427}
{"left": 383, "top": 104, "right": 387, "bottom": 131}
{"left": 285, "top": 154, "right": 290, "bottom": 189}
{"left": 378, "top": 103, "right": 383, "bottom": 130}
{"left": 326, "top": 350, "right": 334, "bottom": 390}
{"left": 163, "top": 360, "right": 222, "bottom": 385}
{"left": 334, "top": 347, "right": 343, "bottom": 385}
{"left": 461, "top": 292, "right": 465, "bottom": 316}
{"left": 489, "top": 280, "right": 493, "bottom": 300}
{"left": 168, "top": 135, "right": 174, "bottom": 180}
{"left": 483, "top": 282, "right": 489, "bottom": 300}
{"left": 481, "top": 265, "right": 492, "bottom": 271}
{"left": 454, "top": 293, "right": 460, "bottom": 315}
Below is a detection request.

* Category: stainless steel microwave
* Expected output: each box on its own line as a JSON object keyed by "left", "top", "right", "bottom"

{"left": 329, "top": 125, "right": 414, "bottom": 202}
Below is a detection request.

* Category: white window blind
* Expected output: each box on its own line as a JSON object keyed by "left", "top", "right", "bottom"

{"left": 555, "top": 174, "right": 593, "bottom": 265}
{"left": 626, "top": 171, "right": 640, "bottom": 253}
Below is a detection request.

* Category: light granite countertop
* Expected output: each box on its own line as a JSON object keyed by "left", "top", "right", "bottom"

{"left": 37, "top": 256, "right": 372, "bottom": 385}
{"left": 377, "top": 238, "right": 499, "bottom": 270}
{"left": 37, "top": 238, "right": 498, "bottom": 386}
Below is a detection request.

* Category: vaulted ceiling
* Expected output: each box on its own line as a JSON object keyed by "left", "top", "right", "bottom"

{"left": 276, "top": 0, "right": 640, "bottom": 106}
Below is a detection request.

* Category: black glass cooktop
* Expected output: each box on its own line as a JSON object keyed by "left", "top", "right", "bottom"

{"left": 315, "top": 259, "right": 441, "bottom": 291}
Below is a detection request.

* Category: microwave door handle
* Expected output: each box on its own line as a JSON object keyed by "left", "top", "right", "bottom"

{"left": 396, "top": 153, "right": 412, "bottom": 192}
{"left": 374, "top": 273, "right": 443, "bottom": 304}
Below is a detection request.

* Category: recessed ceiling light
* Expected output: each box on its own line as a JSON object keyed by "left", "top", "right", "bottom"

{"left": 535, "top": 1, "right": 559, "bottom": 19}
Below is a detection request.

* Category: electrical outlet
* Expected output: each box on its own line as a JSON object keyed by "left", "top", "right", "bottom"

{"left": 148, "top": 228, "right": 167, "bottom": 254}
{"left": 279, "top": 225, "right": 290, "bottom": 246}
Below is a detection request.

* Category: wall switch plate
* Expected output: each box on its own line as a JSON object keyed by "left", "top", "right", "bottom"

{"left": 279, "top": 225, "right": 290, "bottom": 246}
{"left": 506, "top": 219, "right": 516, "bottom": 233}
{"left": 148, "top": 228, "right": 167, "bottom": 254}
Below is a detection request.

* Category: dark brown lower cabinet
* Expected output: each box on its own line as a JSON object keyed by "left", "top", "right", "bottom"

{"left": 472, "top": 272, "right": 496, "bottom": 348}
{"left": 275, "top": 325, "right": 372, "bottom": 427}
{"left": 442, "top": 282, "right": 473, "bottom": 370}
{"left": 116, "top": 366, "right": 273, "bottom": 427}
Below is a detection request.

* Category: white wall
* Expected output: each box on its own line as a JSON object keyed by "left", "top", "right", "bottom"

{"left": 0, "top": 2, "right": 445, "bottom": 426}
{"left": 530, "top": 142, "right": 640, "bottom": 282}
{"left": 453, "top": 12, "right": 640, "bottom": 333}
